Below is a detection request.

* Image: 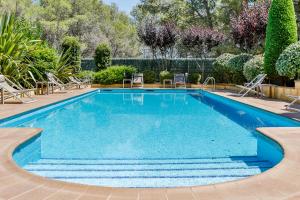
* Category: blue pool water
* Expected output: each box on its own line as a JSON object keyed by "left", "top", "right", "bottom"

{"left": 2, "top": 89, "right": 298, "bottom": 187}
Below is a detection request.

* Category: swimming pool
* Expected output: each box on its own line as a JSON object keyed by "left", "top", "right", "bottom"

{"left": 2, "top": 89, "right": 299, "bottom": 188}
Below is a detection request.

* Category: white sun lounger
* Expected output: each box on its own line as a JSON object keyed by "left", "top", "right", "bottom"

{"left": 237, "top": 74, "right": 267, "bottom": 97}
{"left": 131, "top": 73, "right": 144, "bottom": 88}
{"left": 285, "top": 95, "right": 300, "bottom": 112}
{"left": 69, "top": 76, "right": 89, "bottom": 88}
{"left": 0, "top": 75, "right": 36, "bottom": 104}
{"left": 174, "top": 73, "right": 186, "bottom": 88}
{"left": 46, "top": 72, "right": 71, "bottom": 91}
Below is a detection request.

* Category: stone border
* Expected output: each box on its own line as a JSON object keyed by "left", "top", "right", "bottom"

{"left": 1, "top": 128, "right": 300, "bottom": 199}
{"left": 1, "top": 90, "right": 300, "bottom": 199}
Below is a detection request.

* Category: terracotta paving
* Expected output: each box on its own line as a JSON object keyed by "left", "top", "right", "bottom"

{"left": 0, "top": 89, "right": 300, "bottom": 199}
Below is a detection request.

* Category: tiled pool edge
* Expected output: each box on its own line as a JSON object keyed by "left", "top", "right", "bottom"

{"left": 1, "top": 128, "right": 300, "bottom": 199}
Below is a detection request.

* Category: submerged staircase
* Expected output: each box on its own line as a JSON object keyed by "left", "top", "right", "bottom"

{"left": 23, "top": 156, "right": 273, "bottom": 188}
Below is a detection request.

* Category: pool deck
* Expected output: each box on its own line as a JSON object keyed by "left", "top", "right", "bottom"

{"left": 0, "top": 89, "right": 300, "bottom": 199}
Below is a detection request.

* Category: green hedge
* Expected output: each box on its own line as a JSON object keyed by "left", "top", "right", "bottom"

{"left": 94, "top": 65, "right": 136, "bottom": 85}
{"left": 81, "top": 58, "right": 215, "bottom": 82}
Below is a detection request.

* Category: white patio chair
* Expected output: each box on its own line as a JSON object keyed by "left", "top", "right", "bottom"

{"left": 237, "top": 74, "right": 267, "bottom": 97}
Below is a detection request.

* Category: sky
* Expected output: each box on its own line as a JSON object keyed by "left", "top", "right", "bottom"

{"left": 103, "top": 0, "right": 140, "bottom": 14}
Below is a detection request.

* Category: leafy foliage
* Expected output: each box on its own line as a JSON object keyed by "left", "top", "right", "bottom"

{"left": 276, "top": 42, "right": 300, "bottom": 79}
{"left": 143, "top": 70, "right": 156, "bottom": 83}
{"left": 264, "top": 0, "right": 298, "bottom": 78}
{"left": 5, "top": 0, "right": 140, "bottom": 58}
{"left": 243, "top": 55, "right": 264, "bottom": 81}
{"left": 180, "top": 26, "right": 225, "bottom": 57}
{"left": 94, "top": 43, "right": 112, "bottom": 71}
{"left": 230, "top": 1, "right": 269, "bottom": 51}
{"left": 212, "top": 53, "right": 235, "bottom": 83}
{"left": 26, "top": 45, "right": 58, "bottom": 80}
{"left": 94, "top": 66, "right": 136, "bottom": 84}
{"left": 137, "top": 19, "right": 177, "bottom": 58}
{"left": 227, "top": 53, "right": 253, "bottom": 83}
{"left": 61, "top": 36, "right": 81, "bottom": 72}
{"left": 159, "top": 70, "right": 173, "bottom": 83}
{"left": 0, "top": 14, "right": 38, "bottom": 87}
{"left": 189, "top": 73, "right": 201, "bottom": 84}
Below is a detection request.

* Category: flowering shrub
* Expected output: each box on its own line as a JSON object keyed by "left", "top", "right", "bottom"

{"left": 276, "top": 41, "right": 300, "bottom": 79}
{"left": 243, "top": 55, "right": 264, "bottom": 81}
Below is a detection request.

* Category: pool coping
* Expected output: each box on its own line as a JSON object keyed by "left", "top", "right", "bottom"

{"left": 1, "top": 90, "right": 300, "bottom": 199}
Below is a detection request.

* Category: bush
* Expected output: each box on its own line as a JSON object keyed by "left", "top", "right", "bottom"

{"left": 227, "top": 53, "right": 253, "bottom": 84}
{"left": 243, "top": 55, "right": 264, "bottom": 81}
{"left": 61, "top": 36, "right": 81, "bottom": 72}
{"left": 189, "top": 73, "right": 201, "bottom": 84}
{"left": 94, "top": 66, "right": 136, "bottom": 85}
{"left": 94, "top": 43, "right": 112, "bottom": 71}
{"left": 77, "top": 70, "right": 96, "bottom": 81}
{"left": 159, "top": 70, "right": 173, "bottom": 83}
{"left": 212, "top": 53, "right": 235, "bottom": 83}
{"left": 27, "top": 45, "right": 58, "bottom": 79}
{"left": 143, "top": 70, "right": 156, "bottom": 83}
{"left": 264, "top": 0, "right": 298, "bottom": 78}
{"left": 276, "top": 41, "right": 300, "bottom": 79}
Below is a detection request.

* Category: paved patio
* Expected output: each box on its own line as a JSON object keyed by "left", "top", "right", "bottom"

{"left": 0, "top": 89, "right": 300, "bottom": 199}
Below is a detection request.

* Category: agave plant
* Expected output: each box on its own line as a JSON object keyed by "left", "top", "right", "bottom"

{"left": 53, "top": 48, "right": 78, "bottom": 82}
{"left": 0, "top": 14, "right": 38, "bottom": 87}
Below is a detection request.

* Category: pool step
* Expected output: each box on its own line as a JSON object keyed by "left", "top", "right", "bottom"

{"left": 23, "top": 157, "right": 273, "bottom": 188}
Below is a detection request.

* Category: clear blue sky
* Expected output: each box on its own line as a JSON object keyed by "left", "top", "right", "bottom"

{"left": 103, "top": 0, "right": 140, "bottom": 14}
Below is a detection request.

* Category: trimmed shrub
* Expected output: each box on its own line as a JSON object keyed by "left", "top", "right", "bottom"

{"left": 227, "top": 53, "right": 253, "bottom": 84}
{"left": 189, "top": 73, "right": 201, "bottom": 84}
{"left": 276, "top": 41, "right": 300, "bottom": 79}
{"left": 264, "top": 0, "right": 298, "bottom": 78}
{"left": 61, "top": 36, "right": 81, "bottom": 72}
{"left": 94, "top": 43, "right": 112, "bottom": 71}
{"left": 143, "top": 70, "right": 156, "bottom": 83}
{"left": 243, "top": 55, "right": 264, "bottom": 81}
{"left": 159, "top": 70, "right": 173, "bottom": 83}
{"left": 212, "top": 53, "right": 235, "bottom": 83}
{"left": 94, "top": 66, "right": 136, "bottom": 85}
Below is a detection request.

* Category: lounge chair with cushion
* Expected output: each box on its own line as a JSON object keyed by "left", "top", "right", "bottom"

{"left": 174, "top": 73, "right": 187, "bottom": 88}
{"left": 131, "top": 73, "right": 144, "bottom": 88}
{"left": 0, "top": 75, "right": 36, "bottom": 104}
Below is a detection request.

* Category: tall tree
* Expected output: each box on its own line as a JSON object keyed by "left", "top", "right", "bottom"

{"left": 264, "top": 0, "right": 298, "bottom": 79}
{"left": 186, "top": 0, "right": 217, "bottom": 28}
